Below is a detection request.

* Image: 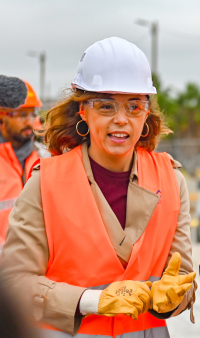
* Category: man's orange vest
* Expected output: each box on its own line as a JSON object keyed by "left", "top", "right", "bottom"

{"left": 0, "top": 142, "right": 39, "bottom": 243}
{"left": 39, "top": 146, "right": 180, "bottom": 337}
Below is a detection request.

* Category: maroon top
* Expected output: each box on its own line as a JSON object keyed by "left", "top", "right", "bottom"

{"left": 90, "top": 157, "right": 131, "bottom": 230}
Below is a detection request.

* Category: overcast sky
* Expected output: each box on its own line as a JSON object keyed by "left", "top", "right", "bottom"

{"left": 1, "top": 0, "right": 200, "bottom": 100}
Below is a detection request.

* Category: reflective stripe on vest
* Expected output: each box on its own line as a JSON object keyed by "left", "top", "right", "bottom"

{"left": 40, "top": 146, "right": 180, "bottom": 336}
{"left": 0, "top": 198, "right": 17, "bottom": 211}
{"left": 41, "top": 326, "right": 170, "bottom": 338}
{"left": 87, "top": 276, "right": 160, "bottom": 291}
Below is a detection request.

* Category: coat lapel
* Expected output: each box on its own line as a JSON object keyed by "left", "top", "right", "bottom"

{"left": 125, "top": 181, "right": 160, "bottom": 244}
{"left": 91, "top": 182, "right": 133, "bottom": 263}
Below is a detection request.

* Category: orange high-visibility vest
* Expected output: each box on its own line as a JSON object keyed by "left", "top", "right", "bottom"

{"left": 40, "top": 146, "right": 180, "bottom": 337}
{"left": 0, "top": 142, "right": 39, "bottom": 241}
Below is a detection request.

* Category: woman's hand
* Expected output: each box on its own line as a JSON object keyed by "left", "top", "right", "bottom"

{"left": 151, "top": 252, "right": 196, "bottom": 313}
{"left": 98, "top": 280, "right": 152, "bottom": 320}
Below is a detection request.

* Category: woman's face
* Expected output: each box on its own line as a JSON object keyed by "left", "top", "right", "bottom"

{"left": 81, "top": 93, "right": 149, "bottom": 164}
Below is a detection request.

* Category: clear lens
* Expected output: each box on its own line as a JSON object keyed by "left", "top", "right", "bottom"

{"left": 126, "top": 101, "right": 149, "bottom": 116}
{"left": 6, "top": 108, "right": 38, "bottom": 119}
{"left": 87, "top": 99, "right": 148, "bottom": 117}
{"left": 90, "top": 100, "right": 117, "bottom": 115}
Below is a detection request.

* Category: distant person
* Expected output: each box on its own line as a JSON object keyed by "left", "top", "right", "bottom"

{"left": 0, "top": 75, "right": 28, "bottom": 109}
{"left": 0, "top": 80, "right": 47, "bottom": 244}
{"left": 1, "top": 38, "right": 197, "bottom": 338}
{"left": 0, "top": 75, "right": 28, "bottom": 245}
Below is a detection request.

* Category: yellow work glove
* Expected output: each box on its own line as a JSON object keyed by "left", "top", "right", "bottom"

{"left": 151, "top": 252, "right": 196, "bottom": 313}
{"left": 98, "top": 280, "right": 152, "bottom": 320}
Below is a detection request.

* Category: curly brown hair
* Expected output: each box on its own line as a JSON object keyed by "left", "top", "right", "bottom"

{"left": 44, "top": 89, "right": 171, "bottom": 155}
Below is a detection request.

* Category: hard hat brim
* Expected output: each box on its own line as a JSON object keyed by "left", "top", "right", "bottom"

{"left": 72, "top": 83, "right": 157, "bottom": 95}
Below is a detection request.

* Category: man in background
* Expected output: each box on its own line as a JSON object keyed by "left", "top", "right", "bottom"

{"left": 0, "top": 77, "right": 47, "bottom": 244}
{"left": 0, "top": 75, "right": 28, "bottom": 109}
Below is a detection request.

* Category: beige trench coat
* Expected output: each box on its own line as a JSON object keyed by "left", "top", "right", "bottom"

{"left": 0, "top": 144, "right": 197, "bottom": 334}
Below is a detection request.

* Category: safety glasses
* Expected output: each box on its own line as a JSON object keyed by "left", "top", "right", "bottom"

{"left": 0, "top": 108, "right": 38, "bottom": 119}
{"left": 86, "top": 99, "right": 149, "bottom": 117}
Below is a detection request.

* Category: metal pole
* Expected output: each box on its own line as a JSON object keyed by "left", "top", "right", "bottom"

{"left": 134, "top": 19, "right": 159, "bottom": 77}
{"left": 151, "top": 22, "right": 158, "bottom": 76}
{"left": 39, "top": 52, "right": 46, "bottom": 101}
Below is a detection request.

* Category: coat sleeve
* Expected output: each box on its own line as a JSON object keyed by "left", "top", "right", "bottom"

{"left": 0, "top": 168, "right": 86, "bottom": 334}
{"left": 165, "top": 168, "right": 198, "bottom": 320}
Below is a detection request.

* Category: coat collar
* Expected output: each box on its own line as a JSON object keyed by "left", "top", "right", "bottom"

{"left": 81, "top": 142, "right": 138, "bottom": 182}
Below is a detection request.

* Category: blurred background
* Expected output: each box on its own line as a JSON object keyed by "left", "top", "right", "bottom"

{"left": 1, "top": 0, "right": 200, "bottom": 336}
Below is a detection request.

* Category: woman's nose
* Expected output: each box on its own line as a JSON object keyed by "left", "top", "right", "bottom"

{"left": 113, "top": 107, "right": 128, "bottom": 124}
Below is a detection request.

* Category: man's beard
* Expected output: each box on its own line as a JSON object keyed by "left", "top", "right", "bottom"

{"left": 7, "top": 127, "right": 33, "bottom": 145}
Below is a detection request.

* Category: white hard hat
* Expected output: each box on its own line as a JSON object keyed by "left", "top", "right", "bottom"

{"left": 72, "top": 37, "right": 156, "bottom": 95}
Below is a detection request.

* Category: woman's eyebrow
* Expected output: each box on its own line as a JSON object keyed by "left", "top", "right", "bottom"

{"left": 128, "top": 98, "right": 141, "bottom": 101}
{"left": 108, "top": 97, "right": 141, "bottom": 101}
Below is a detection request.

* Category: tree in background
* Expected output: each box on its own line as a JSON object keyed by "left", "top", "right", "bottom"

{"left": 176, "top": 84, "right": 200, "bottom": 138}
{"left": 153, "top": 74, "right": 200, "bottom": 138}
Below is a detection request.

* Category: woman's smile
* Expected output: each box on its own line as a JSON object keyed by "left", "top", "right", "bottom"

{"left": 107, "top": 131, "right": 129, "bottom": 144}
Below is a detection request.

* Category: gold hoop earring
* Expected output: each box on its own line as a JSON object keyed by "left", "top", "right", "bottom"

{"left": 141, "top": 122, "right": 149, "bottom": 137}
{"left": 76, "top": 120, "right": 89, "bottom": 136}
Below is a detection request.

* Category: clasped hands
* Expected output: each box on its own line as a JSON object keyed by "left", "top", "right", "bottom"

{"left": 98, "top": 253, "right": 196, "bottom": 319}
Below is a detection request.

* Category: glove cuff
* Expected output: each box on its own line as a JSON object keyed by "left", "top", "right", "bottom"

{"left": 79, "top": 289, "right": 102, "bottom": 315}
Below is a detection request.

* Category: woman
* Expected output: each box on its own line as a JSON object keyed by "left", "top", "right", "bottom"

{"left": 1, "top": 37, "right": 197, "bottom": 338}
